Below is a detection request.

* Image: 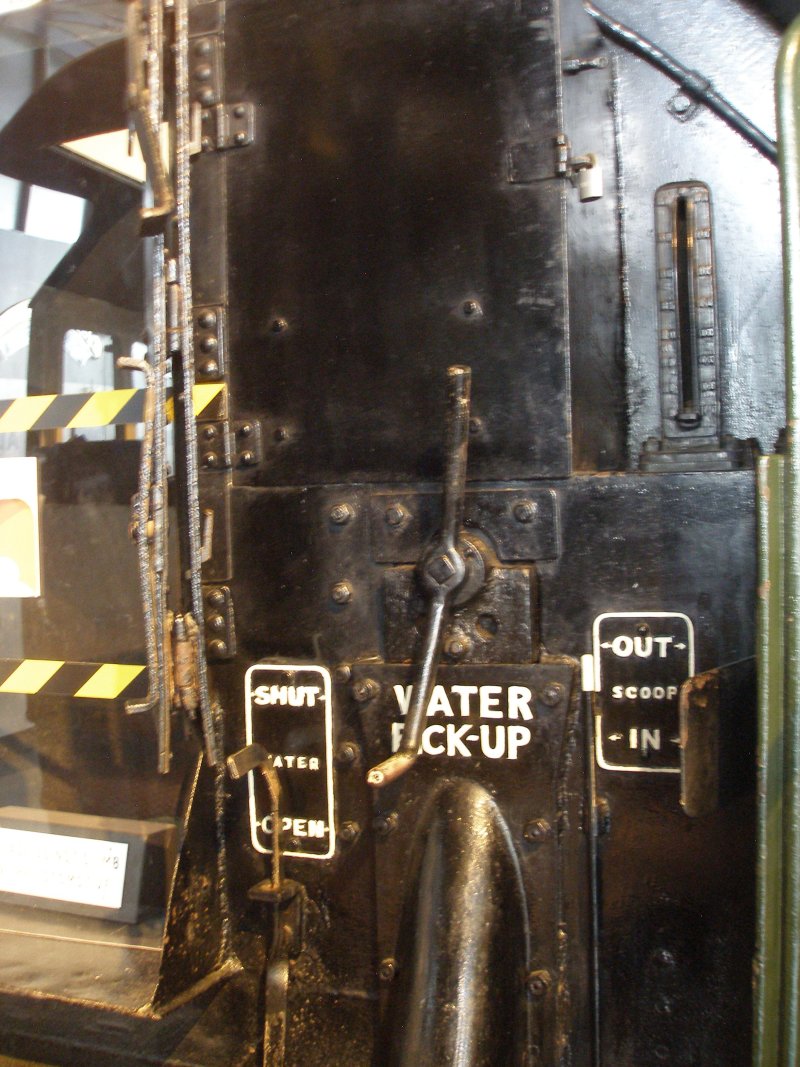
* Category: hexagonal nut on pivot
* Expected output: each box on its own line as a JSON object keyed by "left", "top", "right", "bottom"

{"left": 427, "top": 553, "right": 457, "bottom": 585}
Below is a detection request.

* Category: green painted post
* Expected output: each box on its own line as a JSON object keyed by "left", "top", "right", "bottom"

{"left": 756, "top": 455, "right": 785, "bottom": 1067}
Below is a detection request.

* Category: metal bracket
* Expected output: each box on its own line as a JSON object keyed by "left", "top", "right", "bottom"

{"left": 198, "top": 102, "right": 255, "bottom": 151}
{"left": 233, "top": 419, "right": 262, "bottom": 468}
{"left": 369, "top": 488, "right": 559, "bottom": 564}
{"left": 190, "top": 35, "right": 222, "bottom": 107}
{"left": 194, "top": 304, "right": 225, "bottom": 380}
{"left": 679, "top": 658, "right": 755, "bottom": 817}
{"left": 507, "top": 133, "right": 601, "bottom": 200}
{"left": 204, "top": 584, "right": 236, "bottom": 660}
{"left": 562, "top": 55, "right": 609, "bottom": 74}
{"left": 199, "top": 420, "right": 233, "bottom": 470}
{"left": 556, "top": 135, "right": 603, "bottom": 201}
{"left": 188, "top": 30, "right": 253, "bottom": 152}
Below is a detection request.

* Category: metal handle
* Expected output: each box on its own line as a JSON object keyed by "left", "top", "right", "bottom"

{"left": 126, "top": 0, "right": 175, "bottom": 235}
{"left": 228, "top": 742, "right": 284, "bottom": 892}
{"left": 367, "top": 366, "right": 472, "bottom": 788}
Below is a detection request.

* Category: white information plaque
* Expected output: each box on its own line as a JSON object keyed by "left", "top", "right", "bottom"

{"left": 0, "top": 827, "right": 129, "bottom": 910}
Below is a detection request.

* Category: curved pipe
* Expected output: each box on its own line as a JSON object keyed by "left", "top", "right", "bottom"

{"left": 385, "top": 779, "right": 530, "bottom": 1067}
{"left": 584, "top": 1, "right": 777, "bottom": 163}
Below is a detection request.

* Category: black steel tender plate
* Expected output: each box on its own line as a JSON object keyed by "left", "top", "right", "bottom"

{"left": 592, "top": 611, "right": 694, "bottom": 773}
{"left": 244, "top": 663, "right": 335, "bottom": 860}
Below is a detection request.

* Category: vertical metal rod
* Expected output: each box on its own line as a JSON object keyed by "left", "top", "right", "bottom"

{"left": 367, "top": 366, "right": 471, "bottom": 788}
{"left": 584, "top": 693, "right": 602, "bottom": 1067}
{"left": 440, "top": 365, "right": 471, "bottom": 548}
{"left": 775, "top": 18, "right": 800, "bottom": 1066}
{"left": 148, "top": 0, "right": 171, "bottom": 774}
{"left": 122, "top": 0, "right": 172, "bottom": 772}
{"left": 173, "top": 0, "right": 220, "bottom": 766}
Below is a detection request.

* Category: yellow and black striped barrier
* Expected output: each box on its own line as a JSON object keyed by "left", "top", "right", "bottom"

{"left": 0, "top": 659, "right": 147, "bottom": 700}
{"left": 0, "top": 383, "right": 225, "bottom": 433}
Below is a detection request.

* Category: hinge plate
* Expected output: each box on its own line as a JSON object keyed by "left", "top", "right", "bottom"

{"left": 200, "top": 102, "right": 255, "bottom": 151}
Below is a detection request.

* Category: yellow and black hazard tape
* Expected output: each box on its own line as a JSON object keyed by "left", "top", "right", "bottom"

{"left": 0, "top": 383, "right": 225, "bottom": 434}
{"left": 0, "top": 659, "right": 147, "bottom": 700}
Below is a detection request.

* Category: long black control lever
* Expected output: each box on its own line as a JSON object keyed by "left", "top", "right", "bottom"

{"left": 367, "top": 365, "right": 472, "bottom": 788}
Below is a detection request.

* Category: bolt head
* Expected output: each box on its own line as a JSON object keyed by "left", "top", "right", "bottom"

{"left": 378, "top": 958, "right": 397, "bottom": 982}
{"left": 239, "top": 450, "right": 256, "bottom": 466}
{"left": 234, "top": 131, "right": 248, "bottom": 145}
{"left": 330, "top": 503, "right": 354, "bottom": 526}
{"left": 336, "top": 740, "right": 358, "bottom": 764}
{"left": 207, "top": 588, "right": 226, "bottom": 608}
{"left": 384, "top": 503, "right": 408, "bottom": 528}
{"left": 540, "top": 682, "right": 563, "bottom": 707}
{"left": 338, "top": 821, "right": 359, "bottom": 843}
{"left": 208, "top": 613, "right": 226, "bottom": 632}
{"left": 334, "top": 664, "right": 352, "bottom": 685}
{"left": 200, "top": 335, "right": 218, "bottom": 353}
{"left": 198, "top": 310, "right": 217, "bottom": 329}
{"left": 271, "top": 318, "right": 288, "bottom": 333}
{"left": 352, "top": 678, "right": 379, "bottom": 703}
{"left": 208, "top": 639, "right": 228, "bottom": 657}
{"left": 523, "top": 818, "right": 551, "bottom": 844}
{"left": 195, "top": 63, "right": 212, "bottom": 81}
{"left": 233, "top": 104, "right": 245, "bottom": 118}
{"left": 199, "top": 88, "right": 215, "bottom": 106}
{"left": 238, "top": 422, "right": 254, "bottom": 438}
{"left": 526, "top": 970, "right": 551, "bottom": 997}
{"left": 202, "top": 425, "right": 218, "bottom": 441}
{"left": 462, "top": 299, "right": 481, "bottom": 317}
{"left": 671, "top": 92, "right": 692, "bottom": 114}
{"left": 201, "top": 359, "right": 219, "bottom": 376}
{"left": 331, "top": 581, "right": 352, "bottom": 605}
{"left": 274, "top": 427, "right": 288, "bottom": 442}
{"left": 444, "top": 635, "right": 470, "bottom": 660}
{"left": 513, "top": 499, "right": 537, "bottom": 523}
{"left": 204, "top": 451, "right": 220, "bottom": 469}
{"left": 373, "top": 812, "right": 398, "bottom": 836}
